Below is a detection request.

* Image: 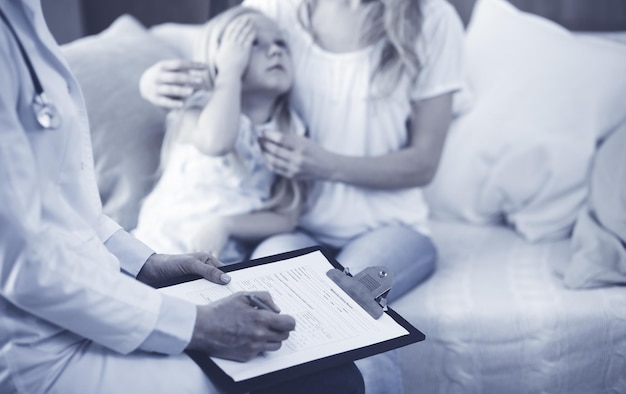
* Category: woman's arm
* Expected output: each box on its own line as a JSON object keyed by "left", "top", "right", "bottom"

{"left": 260, "top": 92, "right": 454, "bottom": 189}
{"left": 191, "top": 209, "right": 299, "bottom": 254}
{"left": 228, "top": 209, "right": 300, "bottom": 241}
{"left": 192, "top": 177, "right": 302, "bottom": 253}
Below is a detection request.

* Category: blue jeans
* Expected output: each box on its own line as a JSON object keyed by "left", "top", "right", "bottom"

{"left": 251, "top": 225, "right": 437, "bottom": 394}
{"left": 251, "top": 225, "right": 436, "bottom": 303}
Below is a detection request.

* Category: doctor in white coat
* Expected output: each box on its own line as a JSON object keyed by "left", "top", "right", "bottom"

{"left": 0, "top": 1, "right": 364, "bottom": 393}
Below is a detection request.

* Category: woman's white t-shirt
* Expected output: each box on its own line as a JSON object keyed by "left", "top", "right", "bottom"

{"left": 244, "top": 0, "right": 467, "bottom": 247}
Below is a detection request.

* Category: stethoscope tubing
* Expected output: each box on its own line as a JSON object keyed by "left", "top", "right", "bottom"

{"left": 0, "top": 5, "right": 61, "bottom": 129}
{"left": 0, "top": 6, "right": 45, "bottom": 96}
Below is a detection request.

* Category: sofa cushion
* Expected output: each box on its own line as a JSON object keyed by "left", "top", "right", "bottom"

{"left": 560, "top": 122, "right": 626, "bottom": 288}
{"left": 424, "top": 0, "right": 626, "bottom": 241}
{"left": 61, "top": 15, "right": 179, "bottom": 231}
{"left": 393, "top": 221, "right": 626, "bottom": 393}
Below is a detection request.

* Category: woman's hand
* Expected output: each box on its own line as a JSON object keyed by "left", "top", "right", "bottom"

{"left": 214, "top": 16, "right": 256, "bottom": 79}
{"left": 139, "top": 59, "right": 208, "bottom": 109}
{"left": 191, "top": 216, "right": 231, "bottom": 256}
{"left": 261, "top": 94, "right": 455, "bottom": 189}
{"left": 259, "top": 130, "right": 334, "bottom": 181}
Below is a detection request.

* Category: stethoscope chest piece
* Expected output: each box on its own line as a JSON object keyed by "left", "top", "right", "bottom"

{"left": 33, "top": 93, "right": 61, "bottom": 129}
{"left": 0, "top": 7, "right": 61, "bottom": 130}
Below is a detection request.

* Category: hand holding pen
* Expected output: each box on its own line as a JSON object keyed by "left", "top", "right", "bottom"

{"left": 246, "top": 293, "right": 281, "bottom": 313}
{"left": 187, "top": 291, "right": 295, "bottom": 362}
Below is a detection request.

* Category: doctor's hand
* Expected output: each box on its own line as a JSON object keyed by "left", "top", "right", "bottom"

{"left": 137, "top": 252, "right": 231, "bottom": 286}
{"left": 139, "top": 59, "right": 208, "bottom": 110}
{"left": 187, "top": 292, "right": 296, "bottom": 362}
{"left": 259, "top": 130, "right": 334, "bottom": 181}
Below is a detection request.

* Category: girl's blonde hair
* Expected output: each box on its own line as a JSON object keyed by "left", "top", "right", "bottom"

{"left": 194, "top": 6, "right": 262, "bottom": 91}
{"left": 163, "top": 6, "right": 305, "bottom": 214}
{"left": 299, "top": 0, "right": 423, "bottom": 94}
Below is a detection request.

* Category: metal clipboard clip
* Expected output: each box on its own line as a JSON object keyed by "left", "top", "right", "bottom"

{"left": 326, "top": 266, "right": 393, "bottom": 319}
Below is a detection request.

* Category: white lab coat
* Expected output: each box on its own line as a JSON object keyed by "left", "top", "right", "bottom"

{"left": 0, "top": 1, "right": 219, "bottom": 392}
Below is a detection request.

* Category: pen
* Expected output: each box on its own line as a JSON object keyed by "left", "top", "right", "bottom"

{"left": 246, "top": 294, "right": 278, "bottom": 313}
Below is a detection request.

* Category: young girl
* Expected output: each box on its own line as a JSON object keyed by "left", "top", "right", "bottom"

{"left": 133, "top": 6, "right": 306, "bottom": 263}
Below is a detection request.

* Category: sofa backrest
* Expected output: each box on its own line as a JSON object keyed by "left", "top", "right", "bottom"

{"left": 446, "top": 0, "right": 626, "bottom": 30}
{"left": 56, "top": 2, "right": 626, "bottom": 234}
{"left": 45, "top": 0, "right": 626, "bottom": 45}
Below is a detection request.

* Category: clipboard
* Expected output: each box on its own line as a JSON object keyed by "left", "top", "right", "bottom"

{"left": 157, "top": 246, "right": 425, "bottom": 393}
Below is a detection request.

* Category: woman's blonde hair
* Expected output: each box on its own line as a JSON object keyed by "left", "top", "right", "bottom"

{"left": 164, "top": 6, "right": 306, "bottom": 214}
{"left": 299, "top": 0, "right": 423, "bottom": 94}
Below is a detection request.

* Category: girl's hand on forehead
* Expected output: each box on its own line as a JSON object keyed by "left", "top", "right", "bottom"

{"left": 215, "top": 16, "right": 256, "bottom": 79}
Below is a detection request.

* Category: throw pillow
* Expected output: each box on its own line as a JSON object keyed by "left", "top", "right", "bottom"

{"left": 423, "top": 0, "right": 626, "bottom": 241}
{"left": 561, "top": 122, "right": 626, "bottom": 289}
{"left": 62, "top": 15, "right": 179, "bottom": 231}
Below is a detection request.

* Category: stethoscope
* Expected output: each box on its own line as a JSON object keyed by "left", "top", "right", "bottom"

{"left": 0, "top": 7, "right": 61, "bottom": 129}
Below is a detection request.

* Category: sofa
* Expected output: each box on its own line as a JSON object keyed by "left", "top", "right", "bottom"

{"left": 59, "top": 0, "right": 626, "bottom": 392}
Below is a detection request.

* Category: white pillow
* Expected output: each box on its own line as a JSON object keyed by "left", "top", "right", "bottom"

{"left": 424, "top": 0, "right": 626, "bottom": 241}
{"left": 62, "top": 16, "right": 179, "bottom": 231}
{"left": 149, "top": 22, "right": 204, "bottom": 59}
{"left": 560, "top": 121, "right": 626, "bottom": 288}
